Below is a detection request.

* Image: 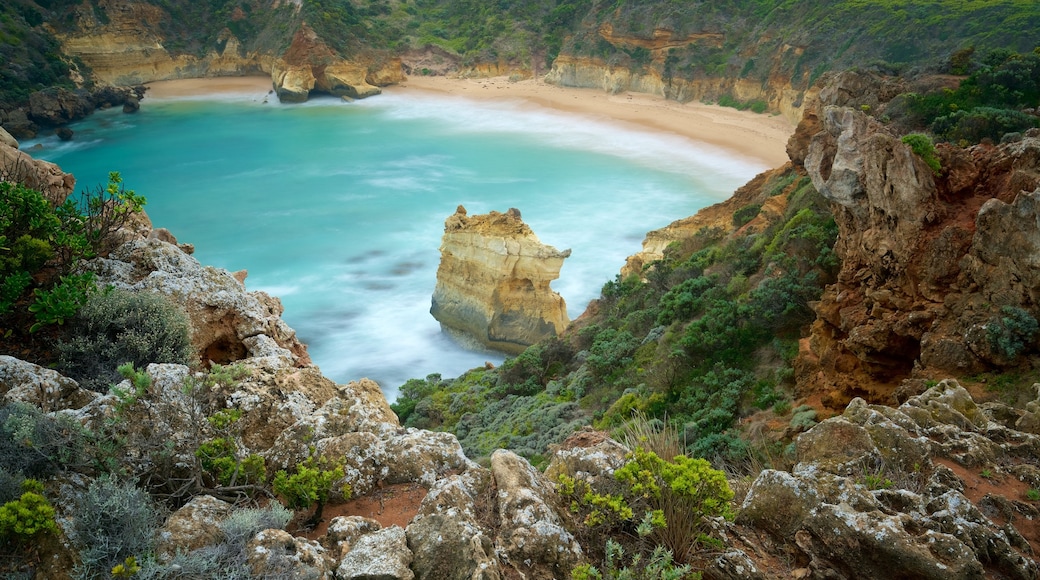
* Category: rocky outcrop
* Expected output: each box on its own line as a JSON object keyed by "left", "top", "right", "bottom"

{"left": 272, "top": 24, "right": 403, "bottom": 103}
{"left": 790, "top": 71, "right": 1040, "bottom": 407}
{"left": 733, "top": 381, "right": 1039, "bottom": 579}
{"left": 0, "top": 140, "right": 76, "bottom": 202}
{"left": 55, "top": 1, "right": 271, "bottom": 87}
{"left": 87, "top": 236, "right": 310, "bottom": 366}
{"left": 431, "top": 206, "right": 571, "bottom": 354}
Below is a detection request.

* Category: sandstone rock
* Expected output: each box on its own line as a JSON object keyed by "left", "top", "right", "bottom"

{"left": 0, "top": 356, "right": 98, "bottom": 412}
{"left": 156, "top": 495, "right": 234, "bottom": 558}
{"left": 0, "top": 140, "right": 76, "bottom": 202}
{"left": 544, "top": 429, "right": 630, "bottom": 492}
{"left": 28, "top": 87, "right": 94, "bottom": 127}
{"left": 431, "top": 206, "right": 571, "bottom": 354}
{"left": 272, "top": 24, "right": 401, "bottom": 103}
{"left": 314, "top": 428, "right": 475, "bottom": 496}
{"left": 792, "top": 73, "right": 1040, "bottom": 403}
{"left": 490, "top": 449, "right": 584, "bottom": 578}
{"left": 246, "top": 529, "right": 335, "bottom": 579}
{"left": 0, "top": 126, "right": 18, "bottom": 148}
{"left": 337, "top": 526, "right": 414, "bottom": 580}
{"left": 56, "top": 2, "right": 270, "bottom": 87}
{"left": 408, "top": 515, "right": 501, "bottom": 580}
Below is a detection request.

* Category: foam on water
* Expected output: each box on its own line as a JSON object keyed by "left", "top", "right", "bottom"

{"left": 30, "top": 91, "right": 759, "bottom": 399}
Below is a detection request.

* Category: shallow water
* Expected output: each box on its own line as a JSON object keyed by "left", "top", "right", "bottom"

{"left": 30, "top": 91, "right": 763, "bottom": 399}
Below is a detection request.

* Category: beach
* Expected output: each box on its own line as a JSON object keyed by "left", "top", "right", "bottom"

{"left": 144, "top": 75, "right": 794, "bottom": 168}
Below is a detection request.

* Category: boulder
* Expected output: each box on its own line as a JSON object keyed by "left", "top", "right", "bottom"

{"left": 407, "top": 469, "right": 502, "bottom": 580}
{"left": 155, "top": 495, "right": 234, "bottom": 558}
{"left": 0, "top": 356, "right": 98, "bottom": 412}
{"left": 337, "top": 526, "right": 414, "bottom": 580}
{"left": 431, "top": 206, "right": 571, "bottom": 354}
{"left": 0, "top": 126, "right": 18, "bottom": 149}
{"left": 735, "top": 383, "right": 1040, "bottom": 579}
{"left": 490, "top": 449, "right": 584, "bottom": 578}
{"left": 0, "top": 140, "right": 76, "bottom": 202}
{"left": 246, "top": 529, "right": 335, "bottom": 579}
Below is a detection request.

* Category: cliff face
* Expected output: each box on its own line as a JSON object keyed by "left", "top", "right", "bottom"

{"left": 431, "top": 206, "right": 570, "bottom": 355}
{"left": 790, "top": 72, "right": 1040, "bottom": 408}
{"left": 546, "top": 53, "right": 812, "bottom": 125}
{"left": 55, "top": 0, "right": 272, "bottom": 86}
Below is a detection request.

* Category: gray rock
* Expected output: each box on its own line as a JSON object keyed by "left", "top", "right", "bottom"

{"left": 337, "top": 526, "right": 414, "bottom": 580}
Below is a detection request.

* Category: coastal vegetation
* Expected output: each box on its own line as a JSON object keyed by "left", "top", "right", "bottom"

{"left": 394, "top": 167, "right": 838, "bottom": 466}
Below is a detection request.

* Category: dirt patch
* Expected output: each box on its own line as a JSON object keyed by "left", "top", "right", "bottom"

{"left": 298, "top": 483, "right": 428, "bottom": 541}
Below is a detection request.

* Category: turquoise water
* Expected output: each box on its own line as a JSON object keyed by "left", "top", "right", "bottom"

{"left": 29, "top": 89, "right": 764, "bottom": 398}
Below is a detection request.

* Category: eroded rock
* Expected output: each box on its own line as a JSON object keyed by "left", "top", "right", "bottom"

{"left": 431, "top": 206, "right": 571, "bottom": 354}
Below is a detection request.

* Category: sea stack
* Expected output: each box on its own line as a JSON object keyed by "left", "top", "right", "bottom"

{"left": 431, "top": 206, "right": 571, "bottom": 354}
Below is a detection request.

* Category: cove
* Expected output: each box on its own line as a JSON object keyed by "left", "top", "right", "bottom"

{"left": 30, "top": 90, "right": 764, "bottom": 399}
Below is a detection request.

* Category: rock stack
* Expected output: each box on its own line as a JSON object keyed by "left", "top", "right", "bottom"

{"left": 431, "top": 206, "right": 571, "bottom": 354}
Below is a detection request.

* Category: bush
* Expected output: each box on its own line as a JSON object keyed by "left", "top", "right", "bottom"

{"left": 57, "top": 287, "right": 195, "bottom": 392}
{"left": 561, "top": 444, "right": 732, "bottom": 568}
{"left": 70, "top": 476, "right": 159, "bottom": 580}
{"left": 900, "top": 133, "right": 942, "bottom": 175}
{"left": 932, "top": 107, "right": 1039, "bottom": 145}
{"left": 273, "top": 454, "right": 348, "bottom": 526}
{"left": 0, "top": 479, "right": 57, "bottom": 542}
{"left": 0, "top": 401, "right": 90, "bottom": 477}
{"left": 987, "top": 305, "right": 1039, "bottom": 360}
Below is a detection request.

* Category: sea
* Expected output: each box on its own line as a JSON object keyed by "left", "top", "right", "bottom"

{"left": 27, "top": 89, "right": 764, "bottom": 400}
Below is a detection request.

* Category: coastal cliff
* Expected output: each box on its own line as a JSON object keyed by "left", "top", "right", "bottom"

{"left": 431, "top": 206, "right": 571, "bottom": 354}
{"left": 790, "top": 72, "right": 1040, "bottom": 408}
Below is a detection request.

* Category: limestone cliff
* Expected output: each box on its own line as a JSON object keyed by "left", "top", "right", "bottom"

{"left": 546, "top": 54, "right": 812, "bottom": 125}
{"left": 54, "top": 0, "right": 272, "bottom": 86}
{"left": 431, "top": 206, "right": 571, "bottom": 354}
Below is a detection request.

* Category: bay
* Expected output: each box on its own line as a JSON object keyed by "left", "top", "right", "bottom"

{"left": 30, "top": 91, "right": 763, "bottom": 399}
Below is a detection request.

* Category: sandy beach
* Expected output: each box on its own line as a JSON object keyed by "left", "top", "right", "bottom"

{"left": 145, "top": 75, "right": 794, "bottom": 167}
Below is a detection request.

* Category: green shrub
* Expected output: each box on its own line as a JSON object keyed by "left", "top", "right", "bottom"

{"left": 57, "top": 287, "right": 195, "bottom": 392}
{"left": 932, "top": 106, "right": 1039, "bottom": 145}
{"left": 273, "top": 453, "right": 348, "bottom": 526}
{"left": 571, "top": 540, "right": 696, "bottom": 580}
{"left": 987, "top": 305, "right": 1039, "bottom": 360}
{"left": 561, "top": 444, "right": 733, "bottom": 566}
{"left": 0, "top": 479, "right": 57, "bottom": 541}
{"left": 900, "top": 133, "right": 942, "bottom": 175}
{"left": 0, "top": 175, "right": 146, "bottom": 333}
{"left": 70, "top": 476, "right": 159, "bottom": 580}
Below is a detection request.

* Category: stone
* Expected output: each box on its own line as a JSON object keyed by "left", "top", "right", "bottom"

{"left": 155, "top": 495, "right": 233, "bottom": 558}
{"left": 337, "top": 526, "right": 414, "bottom": 580}
{"left": 431, "top": 206, "right": 571, "bottom": 354}
{"left": 0, "top": 356, "right": 98, "bottom": 412}
{"left": 490, "top": 449, "right": 584, "bottom": 578}
{"left": 325, "top": 516, "right": 381, "bottom": 558}
{"left": 0, "top": 126, "right": 19, "bottom": 148}
{"left": 246, "top": 529, "right": 335, "bottom": 579}
{"left": 0, "top": 139, "right": 76, "bottom": 202}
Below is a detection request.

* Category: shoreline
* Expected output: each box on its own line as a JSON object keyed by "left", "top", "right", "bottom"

{"left": 144, "top": 75, "right": 793, "bottom": 168}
